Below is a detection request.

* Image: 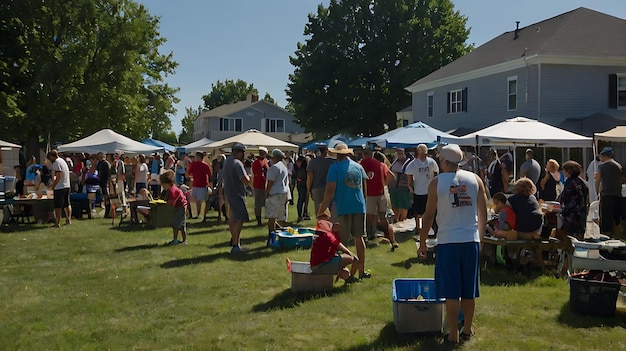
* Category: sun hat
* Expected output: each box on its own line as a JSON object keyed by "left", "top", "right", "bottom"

{"left": 438, "top": 144, "right": 465, "bottom": 164}
{"left": 525, "top": 148, "right": 534, "bottom": 154}
{"left": 328, "top": 142, "right": 354, "bottom": 155}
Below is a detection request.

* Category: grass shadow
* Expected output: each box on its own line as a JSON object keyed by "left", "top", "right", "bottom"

{"left": 252, "top": 285, "right": 349, "bottom": 312}
{"left": 342, "top": 322, "right": 454, "bottom": 351}
{"left": 160, "top": 246, "right": 277, "bottom": 268}
{"left": 0, "top": 224, "right": 51, "bottom": 233}
{"left": 114, "top": 244, "right": 161, "bottom": 252}
{"left": 479, "top": 266, "right": 551, "bottom": 286}
{"left": 557, "top": 302, "right": 626, "bottom": 328}
{"left": 391, "top": 256, "right": 435, "bottom": 270}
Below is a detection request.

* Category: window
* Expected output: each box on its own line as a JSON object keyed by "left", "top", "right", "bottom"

{"left": 265, "top": 118, "right": 285, "bottom": 133}
{"left": 447, "top": 88, "right": 467, "bottom": 114}
{"left": 396, "top": 119, "right": 409, "bottom": 128}
{"left": 220, "top": 117, "right": 242, "bottom": 132}
{"left": 507, "top": 76, "right": 517, "bottom": 110}
{"left": 609, "top": 74, "right": 626, "bottom": 109}
{"left": 427, "top": 92, "right": 434, "bottom": 118}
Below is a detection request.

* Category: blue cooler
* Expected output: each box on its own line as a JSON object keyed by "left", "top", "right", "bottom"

{"left": 392, "top": 278, "right": 446, "bottom": 334}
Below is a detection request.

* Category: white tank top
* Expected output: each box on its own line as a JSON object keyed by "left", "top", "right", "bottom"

{"left": 436, "top": 170, "right": 480, "bottom": 244}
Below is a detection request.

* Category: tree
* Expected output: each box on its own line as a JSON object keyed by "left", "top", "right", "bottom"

{"left": 261, "top": 93, "right": 276, "bottom": 105}
{"left": 155, "top": 130, "right": 178, "bottom": 145}
{"left": 0, "top": 0, "right": 179, "bottom": 157}
{"left": 287, "top": 0, "right": 470, "bottom": 137}
{"left": 202, "top": 79, "right": 258, "bottom": 110}
{"left": 178, "top": 105, "right": 202, "bottom": 144}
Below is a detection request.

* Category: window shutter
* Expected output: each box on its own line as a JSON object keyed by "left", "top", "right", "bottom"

{"left": 447, "top": 92, "right": 451, "bottom": 113}
{"left": 462, "top": 88, "right": 468, "bottom": 112}
{"left": 609, "top": 74, "right": 617, "bottom": 109}
{"left": 260, "top": 118, "right": 266, "bottom": 132}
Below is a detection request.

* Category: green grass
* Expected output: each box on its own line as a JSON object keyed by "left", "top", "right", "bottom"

{"left": 1, "top": 198, "right": 626, "bottom": 350}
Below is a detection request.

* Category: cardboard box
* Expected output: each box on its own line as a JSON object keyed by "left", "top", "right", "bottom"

{"left": 289, "top": 261, "right": 333, "bottom": 292}
{"left": 392, "top": 278, "right": 446, "bottom": 334}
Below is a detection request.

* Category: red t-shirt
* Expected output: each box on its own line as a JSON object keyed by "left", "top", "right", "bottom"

{"left": 310, "top": 230, "right": 340, "bottom": 267}
{"left": 165, "top": 185, "right": 188, "bottom": 208}
{"left": 360, "top": 157, "right": 387, "bottom": 196}
{"left": 188, "top": 161, "right": 211, "bottom": 187}
{"left": 498, "top": 206, "right": 517, "bottom": 230}
{"left": 251, "top": 157, "right": 269, "bottom": 190}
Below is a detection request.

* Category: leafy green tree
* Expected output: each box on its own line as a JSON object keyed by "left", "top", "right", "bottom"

{"left": 178, "top": 105, "right": 202, "bottom": 144}
{"left": 261, "top": 93, "right": 276, "bottom": 105}
{"left": 287, "top": 0, "right": 470, "bottom": 137}
{"left": 202, "top": 79, "right": 258, "bottom": 110}
{"left": 155, "top": 130, "right": 178, "bottom": 145}
{"left": 0, "top": 0, "right": 179, "bottom": 156}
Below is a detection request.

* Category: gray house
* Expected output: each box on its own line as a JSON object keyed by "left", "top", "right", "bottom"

{"left": 193, "top": 94, "right": 309, "bottom": 144}
{"left": 405, "top": 7, "right": 626, "bottom": 136}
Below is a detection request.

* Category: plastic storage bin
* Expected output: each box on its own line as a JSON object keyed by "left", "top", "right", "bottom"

{"left": 569, "top": 272, "right": 620, "bottom": 316}
{"left": 269, "top": 228, "right": 315, "bottom": 249}
{"left": 392, "top": 278, "right": 446, "bottom": 333}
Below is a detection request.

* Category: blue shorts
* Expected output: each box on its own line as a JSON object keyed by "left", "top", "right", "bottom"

{"left": 434, "top": 242, "right": 480, "bottom": 299}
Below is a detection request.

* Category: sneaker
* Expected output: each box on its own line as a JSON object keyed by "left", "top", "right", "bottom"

{"left": 230, "top": 245, "right": 244, "bottom": 254}
{"left": 180, "top": 241, "right": 188, "bottom": 245}
{"left": 391, "top": 242, "right": 399, "bottom": 251}
{"left": 345, "top": 276, "right": 358, "bottom": 284}
{"left": 303, "top": 215, "right": 311, "bottom": 220}
{"left": 168, "top": 239, "right": 180, "bottom": 246}
{"left": 360, "top": 270, "right": 372, "bottom": 279}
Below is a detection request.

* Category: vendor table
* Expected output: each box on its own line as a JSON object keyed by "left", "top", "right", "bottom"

{"left": 13, "top": 198, "right": 54, "bottom": 224}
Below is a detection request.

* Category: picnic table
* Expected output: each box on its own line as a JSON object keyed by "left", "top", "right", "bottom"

{"left": 480, "top": 235, "right": 569, "bottom": 273}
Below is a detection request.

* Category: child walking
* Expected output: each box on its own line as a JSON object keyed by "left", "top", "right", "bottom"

{"left": 160, "top": 170, "right": 188, "bottom": 245}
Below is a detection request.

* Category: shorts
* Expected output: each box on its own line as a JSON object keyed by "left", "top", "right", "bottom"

{"left": 225, "top": 195, "right": 249, "bottom": 222}
{"left": 434, "top": 242, "right": 480, "bottom": 299}
{"left": 413, "top": 194, "right": 428, "bottom": 215}
{"left": 191, "top": 186, "right": 208, "bottom": 202}
{"left": 265, "top": 193, "right": 288, "bottom": 221}
{"left": 135, "top": 182, "right": 147, "bottom": 193}
{"left": 253, "top": 188, "right": 266, "bottom": 215}
{"left": 338, "top": 213, "right": 365, "bottom": 244}
{"left": 389, "top": 188, "right": 411, "bottom": 210}
{"left": 172, "top": 206, "right": 186, "bottom": 231}
{"left": 53, "top": 188, "right": 70, "bottom": 209}
{"left": 366, "top": 195, "right": 387, "bottom": 215}
{"left": 310, "top": 255, "right": 342, "bottom": 274}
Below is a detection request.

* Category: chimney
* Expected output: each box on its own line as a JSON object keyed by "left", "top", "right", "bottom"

{"left": 247, "top": 94, "right": 259, "bottom": 103}
{"left": 514, "top": 21, "right": 520, "bottom": 40}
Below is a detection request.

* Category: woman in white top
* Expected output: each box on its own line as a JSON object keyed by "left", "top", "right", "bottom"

{"left": 134, "top": 154, "right": 149, "bottom": 193}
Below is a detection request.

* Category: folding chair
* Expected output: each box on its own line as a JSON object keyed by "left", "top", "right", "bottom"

{"left": 111, "top": 181, "right": 129, "bottom": 227}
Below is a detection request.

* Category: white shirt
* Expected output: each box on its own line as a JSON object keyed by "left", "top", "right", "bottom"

{"left": 267, "top": 161, "right": 290, "bottom": 195}
{"left": 52, "top": 157, "right": 71, "bottom": 190}
{"left": 405, "top": 157, "right": 439, "bottom": 195}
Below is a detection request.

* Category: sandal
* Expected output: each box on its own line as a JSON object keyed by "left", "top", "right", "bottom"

{"left": 461, "top": 331, "right": 474, "bottom": 341}
{"left": 443, "top": 334, "right": 459, "bottom": 345}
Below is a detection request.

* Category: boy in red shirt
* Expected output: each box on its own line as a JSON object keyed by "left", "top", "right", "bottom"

{"left": 311, "top": 210, "right": 359, "bottom": 283}
{"left": 160, "top": 170, "right": 189, "bottom": 245}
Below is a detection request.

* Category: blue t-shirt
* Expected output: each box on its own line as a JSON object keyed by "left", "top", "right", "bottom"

{"left": 326, "top": 158, "right": 367, "bottom": 215}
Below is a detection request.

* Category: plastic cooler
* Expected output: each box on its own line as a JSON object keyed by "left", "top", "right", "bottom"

{"left": 269, "top": 228, "right": 315, "bottom": 249}
{"left": 392, "top": 278, "right": 446, "bottom": 333}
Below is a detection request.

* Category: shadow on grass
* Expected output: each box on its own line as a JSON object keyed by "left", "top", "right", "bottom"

{"left": 252, "top": 286, "right": 350, "bottom": 312}
{"left": 114, "top": 244, "right": 162, "bottom": 252}
{"left": 342, "top": 322, "right": 454, "bottom": 351}
{"left": 391, "top": 256, "right": 435, "bottom": 270}
{"left": 557, "top": 302, "right": 626, "bottom": 328}
{"left": 160, "top": 246, "right": 276, "bottom": 268}
{"left": 0, "top": 224, "right": 51, "bottom": 233}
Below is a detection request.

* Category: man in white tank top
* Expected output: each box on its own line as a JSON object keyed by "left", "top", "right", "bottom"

{"left": 417, "top": 144, "right": 487, "bottom": 344}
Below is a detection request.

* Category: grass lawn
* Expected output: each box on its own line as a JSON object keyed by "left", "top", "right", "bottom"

{"left": 1, "top": 198, "right": 626, "bottom": 350}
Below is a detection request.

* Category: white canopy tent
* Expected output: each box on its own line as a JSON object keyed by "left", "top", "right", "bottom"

{"left": 203, "top": 129, "right": 298, "bottom": 152}
{"left": 58, "top": 129, "right": 163, "bottom": 154}
{"left": 0, "top": 140, "right": 21, "bottom": 149}
{"left": 441, "top": 117, "right": 592, "bottom": 147}
{"left": 372, "top": 121, "right": 458, "bottom": 149}
{"left": 178, "top": 138, "right": 214, "bottom": 153}
{"left": 0, "top": 139, "right": 21, "bottom": 176}
{"left": 594, "top": 126, "right": 626, "bottom": 143}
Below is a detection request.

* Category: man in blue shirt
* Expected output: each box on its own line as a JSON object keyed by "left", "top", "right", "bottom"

{"left": 317, "top": 142, "right": 371, "bottom": 280}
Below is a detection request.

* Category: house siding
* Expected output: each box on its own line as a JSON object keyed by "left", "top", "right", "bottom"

{"left": 195, "top": 101, "right": 305, "bottom": 142}
{"left": 539, "top": 64, "right": 626, "bottom": 126}
{"left": 411, "top": 67, "right": 540, "bottom": 132}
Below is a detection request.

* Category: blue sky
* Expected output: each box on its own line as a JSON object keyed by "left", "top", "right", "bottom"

{"left": 139, "top": 0, "right": 626, "bottom": 135}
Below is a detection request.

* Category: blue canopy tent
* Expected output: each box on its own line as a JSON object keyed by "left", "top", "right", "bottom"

{"left": 141, "top": 138, "right": 175, "bottom": 152}
{"left": 302, "top": 134, "right": 356, "bottom": 150}
{"left": 347, "top": 137, "right": 375, "bottom": 149}
{"left": 371, "top": 121, "right": 458, "bottom": 149}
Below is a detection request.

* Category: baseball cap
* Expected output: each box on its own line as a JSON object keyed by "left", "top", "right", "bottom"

{"left": 600, "top": 146, "right": 613, "bottom": 155}
{"left": 271, "top": 148, "right": 284, "bottom": 158}
{"left": 258, "top": 146, "right": 268, "bottom": 154}
{"left": 232, "top": 142, "right": 246, "bottom": 151}
{"left": 438, "top": 144, "right": 465, "bottom": 165}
